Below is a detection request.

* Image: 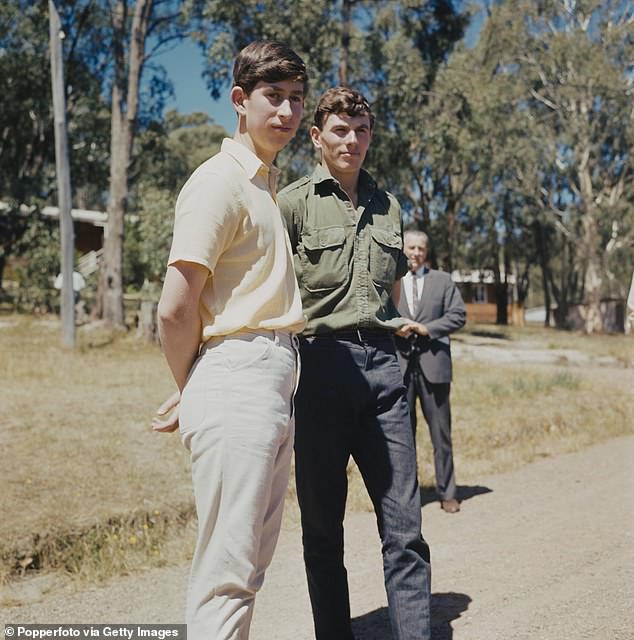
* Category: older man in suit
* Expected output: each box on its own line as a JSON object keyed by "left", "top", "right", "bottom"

{"left": 395, "top": 230, "right": 466, "bottom": 513}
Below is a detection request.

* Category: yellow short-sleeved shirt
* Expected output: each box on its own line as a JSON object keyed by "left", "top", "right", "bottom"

{"left": 168, "top": 138, "right": 305, "bottom": 340}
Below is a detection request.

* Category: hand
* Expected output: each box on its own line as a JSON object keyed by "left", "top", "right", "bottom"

{"left": 395, "top": 321, "right": 429, "bottom": 338}
{"left": 151, "top": 390, "right": 181, "bottom": 433}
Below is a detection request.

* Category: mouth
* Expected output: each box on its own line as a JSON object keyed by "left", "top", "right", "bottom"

{"left": 272, "top": 125, "right": 293, "bottom": 133}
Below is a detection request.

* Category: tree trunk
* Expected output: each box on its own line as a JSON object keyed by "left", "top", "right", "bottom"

{"left": 534, "top": 220, "right": 551, "bottom": 327}
{"left": 581, "top": 208, "right": 603, "bottom": 334}
{"left": 577, "top": 141, "right": 603, "bottom": 333}
{"left": 98, "top": 0, "right": 153, "bottom": 330}
{"left": 339, "top": 0, "right": 352, "bottom": 86}
{"left": 496, "top": 245, "right": 510, "bottom": 325}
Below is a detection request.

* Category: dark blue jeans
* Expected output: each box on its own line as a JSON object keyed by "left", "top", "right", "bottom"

{"left": 295, "top": 333, "right": 431, "bottom": 640}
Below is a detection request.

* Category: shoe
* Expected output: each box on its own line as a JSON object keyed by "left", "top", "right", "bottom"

{"left": 441, "top": 499, "right": 460, "bottom": 513}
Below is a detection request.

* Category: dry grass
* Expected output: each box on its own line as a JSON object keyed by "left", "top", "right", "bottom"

{"left": 345, "top": 327, "right": 634, "bottom": 512}
{"left": 1, "top": 315, "right": 633, "bottom": 589}
{"left": 462, "top": 322, "right": 634, "bottom": 366}
{"left": 0, "top": 315, "right": 192, "bottom": 583}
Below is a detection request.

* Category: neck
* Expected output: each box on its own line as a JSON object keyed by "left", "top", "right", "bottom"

{"left": 233, "top": 124, "right": 275, "bottom": 167}
{"left": 323, "top": 163, "right": 360, "bottom": 206}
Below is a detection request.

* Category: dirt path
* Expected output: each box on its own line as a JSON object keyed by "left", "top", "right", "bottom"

{"left": 3, "top": 435, "right": 633, "bottom": 639}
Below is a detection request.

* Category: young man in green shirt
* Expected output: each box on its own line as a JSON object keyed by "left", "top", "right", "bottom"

{"left": 278, "top": 87, "right": 431, "bottom": 640}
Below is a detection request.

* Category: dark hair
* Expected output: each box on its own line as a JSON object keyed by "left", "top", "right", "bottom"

{"left": 233, "top": 41, "right": 308, "bottom": 96}
{"left": 313, "top": 86, "right": 375, "bottom": 130}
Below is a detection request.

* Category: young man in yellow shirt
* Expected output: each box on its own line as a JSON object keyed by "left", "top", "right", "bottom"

{"left": 153, "top": 41, "right": 307, "bottom": 640}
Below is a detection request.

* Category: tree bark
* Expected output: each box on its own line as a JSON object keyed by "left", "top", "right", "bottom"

{"left": 534, "top": 220, "right": 551, "bottom": 328}
{"left": 581, "top": 209, "right": 603, "bottom": 334}
{"left": 98, "top": 0, "right": 153, "bottom": 330}
{"left": 339, "top": 0, "right": 352, "bottom": 86}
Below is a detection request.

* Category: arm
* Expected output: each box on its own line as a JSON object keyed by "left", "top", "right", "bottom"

{"left": 392, "top": 279, "right": 430, "bottom": 338}
{"left": 424, "top": 279, "right": 466, "bottom": 340}
{"left": 152, "top": 261, "right": 208, "bottom": 433}
{"left": 277, "top": 191, "right": 299, "bottom": 252}
{"left": 157, "top": 260, "right": 209, "bottom": 392}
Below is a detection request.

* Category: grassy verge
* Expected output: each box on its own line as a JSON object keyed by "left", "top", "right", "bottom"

{"left": 0, "top": 316, "right": 191, "bottom": 585}
{"left": 1, "top": 315, "right": 632, "bottom": 590}
{"left": 346, "top": 326, "right": 634, "bottom": 511}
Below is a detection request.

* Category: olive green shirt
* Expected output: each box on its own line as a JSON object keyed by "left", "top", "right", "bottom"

{"left": 278, "top": 163, "right": 408, "bottom": 335}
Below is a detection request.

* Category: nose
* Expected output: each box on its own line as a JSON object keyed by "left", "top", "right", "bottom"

{"left": 278, "top": 98, "right": 292, "bottom": 119}
{"left": 344, "top": 130, "right": 358, "bottom": 146}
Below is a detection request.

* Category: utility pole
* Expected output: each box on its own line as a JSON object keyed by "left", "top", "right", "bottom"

{"left": 48, "top": 0, "right": 75, "bottom": 347}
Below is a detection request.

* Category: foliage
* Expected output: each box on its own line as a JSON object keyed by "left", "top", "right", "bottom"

{"left": 2, "top": 0, "right": 632, "bottom": 332}
{"left": 12, "top": 215, "right": 60, "bottom": 312}
{"left": 129, "top": 111, "right": 226, "bottom": 284}
{"left": 471, "top": 0, "right": 634, "bottom": 329}
{"left": 0, "top": 1, "right": 110, "bottom": 287}
{"left": 189, "top": 0, "right": 469, "bottom": 198}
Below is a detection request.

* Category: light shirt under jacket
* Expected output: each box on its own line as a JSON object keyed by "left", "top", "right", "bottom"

{"left": 402, "top": 266, "right": 428, "bottom": 316}
{"left": 168, "top": 138, "right": 305, "bottom": 341}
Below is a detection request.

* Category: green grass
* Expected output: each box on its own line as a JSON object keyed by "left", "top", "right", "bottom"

{"left": 1, "top": 315, "right": 633, "bottom": 593}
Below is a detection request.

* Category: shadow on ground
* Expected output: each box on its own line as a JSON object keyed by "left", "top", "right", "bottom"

{"left": 420, "top": 484, "right": 493, "bottom": 508}
{"left": 465, "top": 329, "right": 511, "bottom": 340}
{"left": 351, "top": 592, "right": 471, "bottom": 639}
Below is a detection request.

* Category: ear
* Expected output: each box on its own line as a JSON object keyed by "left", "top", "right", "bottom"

{"left": 309, "top": 125, "right": 322, "bottom": 151}
{"left": 230, "top": 85, "right": 248, "bottom": 117}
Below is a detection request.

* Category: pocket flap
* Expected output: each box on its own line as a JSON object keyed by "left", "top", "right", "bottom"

{"left": 370, "top": 227, "right": 402, "bottom": 249}
{"left": 302, "top": 226, "right": 346, "bottom": 250}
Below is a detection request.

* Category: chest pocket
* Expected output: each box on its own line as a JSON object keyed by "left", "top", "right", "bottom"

{"left": 369, "top": 227, "right": 403, "bottom": 288}
{"left": 299, "top": 226, "right": 348, "bottom": 292}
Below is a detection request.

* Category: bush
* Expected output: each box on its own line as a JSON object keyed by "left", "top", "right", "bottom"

{"left": 13, "top": 215, "right": 60, "bottom": 313}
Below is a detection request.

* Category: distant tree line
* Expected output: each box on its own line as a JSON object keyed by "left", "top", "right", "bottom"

{"left": 0, "top": 0, "right": 631, "bottom": 332}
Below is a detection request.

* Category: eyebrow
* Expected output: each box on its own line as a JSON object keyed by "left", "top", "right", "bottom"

{"left": 268, "top": 83, "right": 304, "bottom": 95}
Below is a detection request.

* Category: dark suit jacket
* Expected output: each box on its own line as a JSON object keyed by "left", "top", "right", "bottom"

{"left": 395, "top": 269, "right": 466, "bottom": 384}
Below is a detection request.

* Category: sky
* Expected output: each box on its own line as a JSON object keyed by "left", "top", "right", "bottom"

{"left": 154, "top": 6, "right": 484, "bottom": 134}
{"left": 155, "top": 40, "right": 235, "bottom": 133}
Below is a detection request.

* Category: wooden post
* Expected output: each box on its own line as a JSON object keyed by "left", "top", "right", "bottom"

{"left": 49, "top": 0, "right": 75, "bottom": 347}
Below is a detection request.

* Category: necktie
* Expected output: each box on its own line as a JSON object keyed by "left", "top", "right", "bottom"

{"left": 411, "top": 273, "right": 419, "bottom": 313}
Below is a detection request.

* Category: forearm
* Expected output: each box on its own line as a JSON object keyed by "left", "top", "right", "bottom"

{"left": 157, "top": 262, "right": 209, "bottom": 391}
{"left": 158, "top": 311, "right": 201, "bottom": 391}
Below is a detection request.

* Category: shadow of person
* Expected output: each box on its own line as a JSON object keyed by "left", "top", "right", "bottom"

{"left": 351, "top": 592, "right": 471, "bottom": 639}
{"left": 351, "top": 606, "right": 391, "bottom": 639}
{"left": 420, "top": 484, "right": 493, "bottom": 507}
{"left": 431, "top": 592, "right": 472, "bottom": 640}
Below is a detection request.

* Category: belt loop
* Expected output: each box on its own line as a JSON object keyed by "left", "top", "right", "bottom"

{"left": 274, "top": 329, "right": 280, "bottom": 346}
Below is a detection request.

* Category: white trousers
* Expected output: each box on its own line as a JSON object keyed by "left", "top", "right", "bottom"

{"left": 179, "top": 330, "right": 299, "bottom": 640}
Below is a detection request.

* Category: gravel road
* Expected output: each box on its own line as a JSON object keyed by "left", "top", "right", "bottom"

{"left": 3, "top": 434, "right": 633, "bottom": 640}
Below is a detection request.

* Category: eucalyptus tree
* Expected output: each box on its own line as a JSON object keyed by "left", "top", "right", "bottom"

{"left": 96, "top": 0, "right": 192, "bottom": 329}
{"left": 485, "top": 0, "right": 634, "bottom": 332}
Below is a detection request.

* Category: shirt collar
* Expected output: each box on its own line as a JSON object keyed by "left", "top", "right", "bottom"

{"left": 310, "top": 163, "right": 377, "bottom": 194}
{"left": 221, "top": 138, "right": 280, "bottom": 181}
{"left": 409, "top": 265, "right": 429, "bottom": 278}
